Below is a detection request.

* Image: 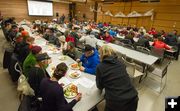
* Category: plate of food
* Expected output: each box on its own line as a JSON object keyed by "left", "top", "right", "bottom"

{"left": 64, "top": 84, "right": 78, "bottom": 99}
{"left": 69, "top": 70, "right": 81, "bottom": 79}
{"left": 70, "top": 63, "right": 79, "bottom": 70}
{"left": 59, "top": 56, "right": 67, "bottom": 61}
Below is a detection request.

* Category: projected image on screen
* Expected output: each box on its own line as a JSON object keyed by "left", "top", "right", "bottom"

{"left": 27, "top": 0, "right": 53, "bottom": 16}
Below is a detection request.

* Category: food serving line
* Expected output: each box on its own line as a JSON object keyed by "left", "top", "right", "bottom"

{"left": 21, "top": 24, "right": 104, "bottom": 111}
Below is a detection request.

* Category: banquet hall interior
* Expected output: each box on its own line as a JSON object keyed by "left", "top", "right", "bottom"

{"left": 0, "top": 0, "right": 180, "bottom": 111}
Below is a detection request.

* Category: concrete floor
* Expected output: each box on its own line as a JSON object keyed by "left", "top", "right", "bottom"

{"left": 0, "top": 29, "right": 180, "bottom": 111}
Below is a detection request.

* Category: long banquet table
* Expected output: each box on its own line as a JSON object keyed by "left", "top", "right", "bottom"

{"left": 22, "top": 25, "right": 104, "bottom": 111}
{"left": 97, "top": 39, "right": 159, "bottom": 66}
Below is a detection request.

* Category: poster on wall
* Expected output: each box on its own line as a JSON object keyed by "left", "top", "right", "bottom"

{"left": 27, "top": 0, "right": 53, "bottom": 16}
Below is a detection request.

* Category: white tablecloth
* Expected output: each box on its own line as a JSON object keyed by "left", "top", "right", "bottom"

{"left": 23, "top": 25, "right": 104, "bottom": 111}
{"left": 97, "top": 40, "right": 158, "bottom": 66}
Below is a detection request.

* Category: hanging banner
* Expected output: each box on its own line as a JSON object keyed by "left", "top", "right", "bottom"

{"left": 95, "top": 6, "right": 103, "bottom": 14}
{"left": 114, "top": 11, "right": 126, "bottom": 17}
{"left": 89, "top": 5, "right": 95, "bottom": 12}
{"left": 144, "top": 9, "right": 154, "bottom": 16}
{"left": 127, "top": 11, "right": 142, "bottom": 17}
{"left": 144, "top": 9, "right": 154, "bottom": 21}
{"left": 104, "top": 10, "right": 113, "bottom": 17}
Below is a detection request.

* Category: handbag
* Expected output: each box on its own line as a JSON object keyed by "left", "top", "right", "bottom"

{"left": 17, "top": 74, "right": 35, "bottom": 96}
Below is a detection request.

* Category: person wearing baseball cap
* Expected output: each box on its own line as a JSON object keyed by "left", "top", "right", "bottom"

{"left": 23, "top": 45, "right": 42, "bottom": 77}
{"left": 76, "top": 44, "right": 100, "bottom": 75}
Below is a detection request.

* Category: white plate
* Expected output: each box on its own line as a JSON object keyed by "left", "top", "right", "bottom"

{"left": 68, "top": 70, "right": 81, "bottom": 79}
{"left": 64, "top": 84, "right": 78, "bottom": 99}
{"left": 70, "top": 63, "right": 80, "bottom": 70}
{"left": 58, "top": 56, "right": 67, "bottom": 61}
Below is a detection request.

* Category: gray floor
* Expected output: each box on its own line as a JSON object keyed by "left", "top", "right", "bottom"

{"left": 0, "top": 29, "right": 180, "bottom": 111}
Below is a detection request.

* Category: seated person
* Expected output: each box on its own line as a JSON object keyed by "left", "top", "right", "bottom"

{"left": 138, "top": 26, "right": 146, "bottom": 34}
{"left": 40, "top": 63, "right": 82, "bottom": 111}
{"left": 14, "top": 37, "right": 35, "bottom": 63}
{"left": 43, "top": 28, "right": 60, "bottom": 47}
{"left": 59, "top": 36, "right": 67, "bottom": 50}
{"left": 103, "top": 22, "right": 109, "bottom": 27}
{"left": 16, "top": 30, "right": 30, "bottom": 43}
{"left": 79, "top": 31, "right": 98, "bottom": 48}
{"left": 76, "top": 45, "right": 100, "bottom": 75}
{"left": 23, "top": 45, "right": 42, "bottom": 77}
{"left": 103, "top": 31, "right": 114, "bottom": 43}
{"left": 136, "top": 33, "right": 151, "bottom": 49}
{"left": 125, "top": 31, "right": 135, "bottom": 44}
{"left": 148, "top": 28, "right": 157, "bottom": 35}
{"left": 63, "top": 42, "right": 78, "bottom": 60}
{"left": 28, "top": 53, "right": 51, "bottom": 97}
{"left": 165, "top": 33, "right": 177, "bottom": 46}
{"left": 3, "top": 23, "right": 12, "bottom": 41}
{"left": 66, "top": 34, "right": 75, "bottom": 43}
{"left": 64, "top": 29, "right": 70, "bottom": 38}
{"left": 8, "top": 25, "right": 18, "bottom": 41}
{"left": 109, "top": 28, "right": 117, "bottom": 37}
{"left": 70, "top": 28, "right": 79, "bottom": 46}
{"left": 78, "top": 26, "right": 86, "bottom": 34}
{"left": 152, "top": 37, "right": 171, "bottom": 50}
{"left": 120, "top": 27, "right": 128, "bottom": 36}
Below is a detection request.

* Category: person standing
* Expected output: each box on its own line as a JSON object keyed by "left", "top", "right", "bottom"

{"left": 96, "top": 45, "right": 138, "bottom": 111}
{"left": 61, "top": 14, "right": 65, "bottom": 24}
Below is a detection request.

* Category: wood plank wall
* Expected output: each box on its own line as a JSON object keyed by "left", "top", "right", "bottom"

{"left": 75, "top": 1, "right": 95, "bottom": 21}
{"left": 97, "top": 0, "right": 180, "bottom": 32}
{"left": 0, "top": 0, "right": 69, "bottom": 22}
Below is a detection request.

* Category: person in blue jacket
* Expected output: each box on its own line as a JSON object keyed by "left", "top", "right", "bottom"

{"left": 109, "top": 28, "right": 117, "bottom": 37}
{"left": 76, "top": 44, "right": 100, "bottom": 75}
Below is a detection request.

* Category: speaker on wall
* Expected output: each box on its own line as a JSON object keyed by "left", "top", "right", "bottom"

{"left": 56, "top": 12, "right": 59, "bottom": 17}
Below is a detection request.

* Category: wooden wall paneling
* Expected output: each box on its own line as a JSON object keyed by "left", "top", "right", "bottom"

{"left": 0, "top": 0, "right": 69, "bottom": 22}
{"left": 128, "top": 18, "right": 137, "bottom": 25}
{"left": 155, "top": 13, "right": 180, "bottom": 21}
{"left": 95, "top": 0, "right": 180, "bottom": 32}
{"left": 75, "top": 2, "right": 95, "bottom": 21}
{"left": 137, "top": 17, "right": 143, "bottom": 27}
{"left": 153, "top": 20, "right": 180, "bottom": 29}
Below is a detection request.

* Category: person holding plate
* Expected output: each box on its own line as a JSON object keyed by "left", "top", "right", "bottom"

{"left": 40, "top": 62, "right": 82, "bottom": 111}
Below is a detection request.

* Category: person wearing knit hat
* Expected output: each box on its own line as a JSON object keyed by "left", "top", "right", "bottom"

{"left": 23, "top": 45, "right": 42, "bottom": 77}
{"left": 14, "top": 37, "right": 35, "bottom": 63}
{"left": 31, "top": 45, "right": 42, "bottom": 54}
{"left": 28, "top": 53, "right": 51, "bottom": 97}
{"left": 62, "top": 42, "right": 78, "bottom": 60}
